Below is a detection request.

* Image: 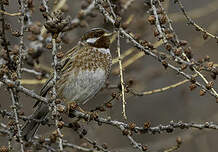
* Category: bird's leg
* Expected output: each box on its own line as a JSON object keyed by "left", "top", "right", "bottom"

{"left": 67, "top": 101, "right": 78, "bottom": 117}
{"left": 67, "top": 102, "right": 87, "bottom": 117}
{"left": 77, "top": 106, "right": 86, "bottom": 113}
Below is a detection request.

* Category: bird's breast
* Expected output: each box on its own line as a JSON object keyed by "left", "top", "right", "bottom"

{"left": 56, "top": 46, "right": 112, "bottom": 104}
{"left": 58, "top": 68, "right": 107, "bottom": 103}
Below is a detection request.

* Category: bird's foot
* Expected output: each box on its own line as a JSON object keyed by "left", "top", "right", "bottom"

{"left": 67, "top": 102, "right": 88, "bottom": 117}
{"left": 67, "top": 101, "right": 78, "bottom": 117}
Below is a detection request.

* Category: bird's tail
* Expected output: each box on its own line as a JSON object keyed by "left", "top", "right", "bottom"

{"left": 22, "top": 104, "right": 49, "bottom": 141}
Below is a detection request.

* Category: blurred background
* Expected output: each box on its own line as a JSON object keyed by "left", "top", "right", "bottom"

{"left": 0, "top": 0, "right": 218, "bottom": 151}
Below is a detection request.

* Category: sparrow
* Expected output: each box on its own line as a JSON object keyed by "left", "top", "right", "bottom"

{"left": 22, "top": 28, "right": 113, "bottom": 141}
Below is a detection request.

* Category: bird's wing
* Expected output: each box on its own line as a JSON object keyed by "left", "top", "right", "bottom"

{"left": 40, "top": 42, "right": 84, "bottom": 97}
{"left": 34, "top": 42, "right": 84, "bottom": 107}
{"left": 33, "top": 75, "right": 53, "bottom": 107}
{"left": 40, "top": 74, "right": 54, "bottom": 96}
{"left": 60, "top": 42, "right": 84, "bottom": 72}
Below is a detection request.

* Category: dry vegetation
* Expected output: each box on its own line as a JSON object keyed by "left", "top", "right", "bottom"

{"left": 0, "top": 0, "right": 218, "bottom": 151}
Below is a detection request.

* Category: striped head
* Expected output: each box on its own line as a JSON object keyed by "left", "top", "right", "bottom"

{"left": 81, "top": 28, "right": 112, "bottom": 49}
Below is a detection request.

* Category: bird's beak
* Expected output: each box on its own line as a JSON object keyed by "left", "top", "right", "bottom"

{"left": 103, "top": 32, "right": 113, "bottom": 37}
{"left": 103, "top": 32, "right": 114, "bottom": 43}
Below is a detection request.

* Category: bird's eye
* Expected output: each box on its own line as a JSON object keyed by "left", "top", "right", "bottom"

{"left": 94, "top": 31, "right": 104, "bottom": 37}
{"left": 81, "top": 28, "right": 107, "bottom": 42}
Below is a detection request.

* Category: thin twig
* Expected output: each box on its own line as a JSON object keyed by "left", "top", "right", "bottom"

{"left": 121, "top": 28, "right": 218, "bottom": 98}
{"left": 129, "top": 78, "right": 189, "bottom": 96}
{"left": 19, "top": 78, "right": 47, "bottom": 85}
{"left": 0, "top": 10, "right": 21, "bottom": 16}
{"left": 164, "top": 145, "right": 180, "bottom": 152}
{"left": 151, "top": 0, "right": 167, "bottom": 43}
{"left": 63, "top": 142, "right": 95, "bottom": 152}
{"left": 112, "top": 40, "right": 163, "bottom": 74}
{"left": 21, "top": 67, "right": 42, "bottom": 76}
{"left": 71, "top": 110, "right": 218, "bottom": 133}
{"left": 9, "top": 89, "right": 24, "bottom": 152}
{"left": 52, "top": 37, "right": 64, "bottom": 151}
{"left": 17, "top": 0, "right": 25, "bottom": 78}
{"left": 1, "top": 78, "right": 48, "bottom": 103}
{"left": 121, "top": 0, "right": 135, "bottom": 12}
{"left": 153, "top": 0, "right": 218, "bottom": 97}
{"left": 0, "top": 4, "right": 10, "bottom": 58}
{"left": 106, "top": 0, "right": 116, "bottom": 19}
{"left": 42, "top": 0, "right": 49, "bottom": 13}
{"left": 119, "top": 125, "right": 145, "bottom": 151}
{"left": 117, "top": 30, "right": 127, "bottom": 119}
{"left": 112, "top": 47, "right": 135, "bottom": 64}
{"left": 176, "top": 0, "right": 218, "bottom": 41}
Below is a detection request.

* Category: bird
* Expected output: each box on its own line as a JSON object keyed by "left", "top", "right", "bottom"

{"left": 22, "top": 28, "right": 113, "bottom": 141}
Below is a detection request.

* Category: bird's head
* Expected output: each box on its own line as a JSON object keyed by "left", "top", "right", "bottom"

{"left": 81, "top": 28, "right": 113, "bottom": 49}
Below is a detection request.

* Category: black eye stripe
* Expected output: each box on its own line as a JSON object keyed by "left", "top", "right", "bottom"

{"left": 82, "top": 29, "right": 106, "bottom": 41}
{"left": 81, "top": 28, "right": 107, "bottom": 41}
{"left": 94, "top": 31, "right": 104, "bottom": 37}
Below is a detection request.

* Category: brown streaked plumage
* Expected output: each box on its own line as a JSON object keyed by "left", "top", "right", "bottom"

{"left": 22, "top": 28, "right": 112, "bottom": 141}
